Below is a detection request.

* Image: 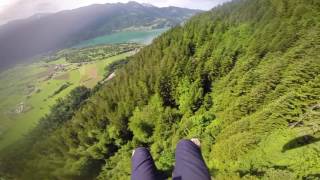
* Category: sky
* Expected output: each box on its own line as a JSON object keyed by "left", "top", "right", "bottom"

{"left": 0, "top": 0, "right": 231, "bottom": 25}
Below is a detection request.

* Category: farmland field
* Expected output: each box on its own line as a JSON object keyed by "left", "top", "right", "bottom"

{"left": 0, "top": 50, "right": 133, "bottom": 149}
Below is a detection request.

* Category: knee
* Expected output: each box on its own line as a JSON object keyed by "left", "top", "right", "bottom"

{"left": 176, "top": 139, "right": 201, "bottom": 152}
{"left": 177, "top": 139, "right": 192, "bottom": 146}
{"left": 176, "top": 139, "right": 194, "bottom": 149}
{"left": 133, "top": 147, "right": 150, "bottom": 157}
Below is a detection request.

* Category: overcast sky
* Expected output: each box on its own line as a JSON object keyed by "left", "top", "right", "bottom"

{"left": 0, "top": 0, "right": 231, "bottom": 25}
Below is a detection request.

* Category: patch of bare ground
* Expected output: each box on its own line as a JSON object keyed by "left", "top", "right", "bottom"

{"left": 54, "top": 73, "right": 70, "bottom": 80}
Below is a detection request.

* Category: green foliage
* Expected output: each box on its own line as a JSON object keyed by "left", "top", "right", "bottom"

{"left": 104, "top": 58, "right": 129, "bottom": 77}
{"left": 1, "top": 0, "right": 320, "bottom": 179}
{"left": 0, "top": 86, "right": 91, "bottom": 179}
{"left": 50, "top": 82, "right": 72, "bottom": 97}
{"left": 129, "top": 95, "right": 163, "bottom": 143}
{"left": 97, "top": 143, "right": 132, "bottom": 180}
{"left": 38, "top": 86, "right": 91, "bottom": 131}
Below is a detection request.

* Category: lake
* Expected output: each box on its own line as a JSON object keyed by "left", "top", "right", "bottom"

{"left": 74, "top": 28, "right": 169, "bottom": 48}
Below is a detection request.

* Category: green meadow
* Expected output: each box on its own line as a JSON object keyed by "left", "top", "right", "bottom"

{"left": 0, "top": 52, "right": 132, "bottom": 149}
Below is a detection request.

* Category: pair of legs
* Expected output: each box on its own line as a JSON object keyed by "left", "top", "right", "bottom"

{"left": 131, "top": 139, "right": 211, "bottom": 180}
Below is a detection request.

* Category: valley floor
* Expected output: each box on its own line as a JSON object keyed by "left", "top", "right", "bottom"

{"left": 0, "top": 51, "right": 133, "bottom": 150}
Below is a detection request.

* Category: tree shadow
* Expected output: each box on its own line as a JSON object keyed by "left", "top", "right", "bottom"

{"left": 282, "top": 135, "right": 320, "bottom": 152}
{"left": 303, "top": 174, "right": 320, "bottom": 180}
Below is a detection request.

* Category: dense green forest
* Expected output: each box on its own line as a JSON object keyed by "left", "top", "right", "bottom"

{"left": 1, "top": 0, "right": 320, "bottom": 179}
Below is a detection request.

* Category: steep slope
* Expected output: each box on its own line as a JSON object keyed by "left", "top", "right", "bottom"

{"left": 1, "top": 0, "right": 320, "bottom": 179}
{"left": 0, "top": 1, "right": 200, "bottom": 71}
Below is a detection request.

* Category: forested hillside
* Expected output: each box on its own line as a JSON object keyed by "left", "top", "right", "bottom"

{"left": 0, "top": 43, "right": 139, "bottom": 150}
{"left": 1, "top": 0, "right": 320, "bottom": 179}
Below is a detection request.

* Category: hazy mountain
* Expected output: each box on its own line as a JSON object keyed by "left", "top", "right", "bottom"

{"left": 0, "top": 1, "right": 200, "bottom": 71}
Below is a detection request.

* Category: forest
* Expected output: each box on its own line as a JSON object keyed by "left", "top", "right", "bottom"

{"left": 0, "top": 0, "right": 319, "bottom": 179}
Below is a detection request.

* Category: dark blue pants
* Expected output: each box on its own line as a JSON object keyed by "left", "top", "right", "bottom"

{"left": 131, "top": 140, "right": 211, "bottom": 180}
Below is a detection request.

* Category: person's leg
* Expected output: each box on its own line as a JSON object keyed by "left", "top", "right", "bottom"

{"left": 172, "top": 139, "right": 211, "bottom": 180}
{"left": 131, "top": 147, "right": 158, "bottom": 180}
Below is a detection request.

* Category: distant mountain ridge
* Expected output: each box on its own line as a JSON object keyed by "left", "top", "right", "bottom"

{"left": 0, "top": 1, "right": 201, "bottom": 71}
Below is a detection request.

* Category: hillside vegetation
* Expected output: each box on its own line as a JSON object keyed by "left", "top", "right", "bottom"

{"left": 44, "top": 43, "right": 142, "bottom": 63}
{"left": 0, "top": 44, "right": 137, "bottom": 150}
{"left": 1, "top": 0, "right": 320, "bottom": 179}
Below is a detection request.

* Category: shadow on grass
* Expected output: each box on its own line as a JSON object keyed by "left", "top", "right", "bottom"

{"left": 303, "top": 174, "right": 320, "bottom": 180}
{"left": 282, "top": 135, "right": 320, "bottom": 152}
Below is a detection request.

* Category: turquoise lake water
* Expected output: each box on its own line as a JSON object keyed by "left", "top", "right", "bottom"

{"left": 74, "top": 28, "right": 168, "bottom": 48}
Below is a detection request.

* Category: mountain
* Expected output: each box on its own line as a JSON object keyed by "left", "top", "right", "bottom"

{"left": 1, "top": 0, "right": 320, "bottom": 179}
{"left": 0, "top": 1, "right": 200, "bottom": 71}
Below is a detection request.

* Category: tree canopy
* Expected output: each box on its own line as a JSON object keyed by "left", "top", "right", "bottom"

{"left": 0, "top": 0, "right": 319, "bottom": 179}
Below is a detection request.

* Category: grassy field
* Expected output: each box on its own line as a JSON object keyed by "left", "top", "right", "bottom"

{"left": 74, "top": 28, "right": 168, "bottom": 48}
{"left": 0, "top": 52, "right": 132, "bottom": 150}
